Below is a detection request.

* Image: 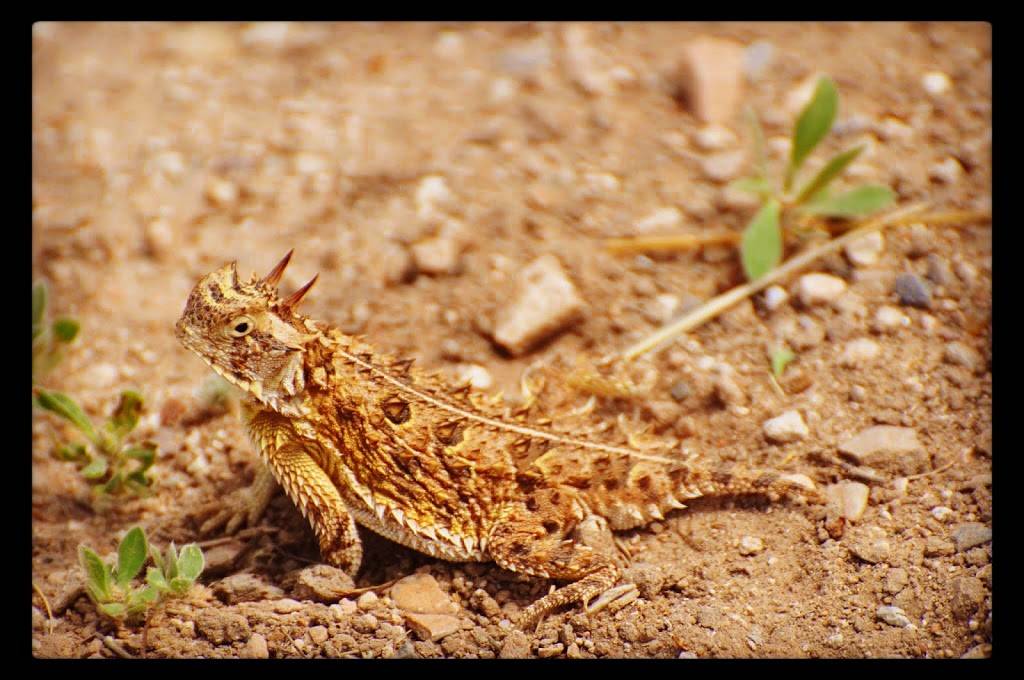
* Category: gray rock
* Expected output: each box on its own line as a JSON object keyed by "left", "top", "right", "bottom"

{"left": 876, "top": 605, "right": 913, "bottom": 628}
{"left": 951, "top": 523, "right": 992, "bottom": 552}
{"left": 669, "top": 380, "right": 692, "bottom": 402}
{"left": 838, "top": 426, "right": 927, "bottom": 475}
{"left": 894, "top": 273, "right": 931, "bottom": 308}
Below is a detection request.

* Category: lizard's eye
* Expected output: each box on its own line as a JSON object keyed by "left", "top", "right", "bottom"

{"left": 229, "top": 316, "right": 255, "bottom": 338}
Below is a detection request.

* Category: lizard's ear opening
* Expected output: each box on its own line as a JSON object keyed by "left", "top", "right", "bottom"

{"left": 281, "top": 273, "right": 319, "bottom": 310}
{"left": 262, "top": 249, "right": 294, "bottom": 288}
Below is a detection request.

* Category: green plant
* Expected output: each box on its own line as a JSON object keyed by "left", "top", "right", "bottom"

{"left": 35, "top": 388, "right": 157, "bottom": 496}
{"left": 32, "top": 281, "right": 80, "bottom": 382}
{"left": 79, "top": 526, "right": 205, "bottom": 621}
{"left": 733, "top": 76, "right": 895, "bottom": 281}
{"left": 770, "top": 347, "right": 796, "bottom": 379}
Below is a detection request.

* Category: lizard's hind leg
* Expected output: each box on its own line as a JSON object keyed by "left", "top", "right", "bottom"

{"left": 487, "top": 485, "right": 634, "bottom": 629}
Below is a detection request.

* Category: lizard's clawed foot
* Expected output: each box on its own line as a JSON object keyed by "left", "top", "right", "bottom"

{"left": 196, "top": 467, "right": 277, "bottom": 536}
{"left": 584, "top": 583, "right": 639, "bottom": 615}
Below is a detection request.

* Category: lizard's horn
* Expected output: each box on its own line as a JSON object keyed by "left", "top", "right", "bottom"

{"left": 262, "top": 249, "right": 294, "bottom": 288}
{"left": 282, "top": 273, "right": 319, "bottom": 309}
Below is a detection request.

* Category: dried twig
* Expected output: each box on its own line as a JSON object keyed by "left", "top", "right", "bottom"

{"left": 607, "top": 202, "right": 933, "bottom": 363}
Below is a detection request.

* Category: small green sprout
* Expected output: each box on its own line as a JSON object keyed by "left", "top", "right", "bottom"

{"left": 771, "top": 347, "right": 797, "bottom": 379}
{"left": 36, "top": 388, "right": 158, "bottom": 497}
{"left": 732, "top": 76, "right": 896, "bottom": 281}
{"left": 32, "top": 281, "right": 81, "bottom": 382}
{"left": 78, "top": 526, "right": 205, "bottom": 621}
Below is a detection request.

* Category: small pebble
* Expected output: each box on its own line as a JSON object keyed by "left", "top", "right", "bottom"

{"left": 635, "top": 207, "right": 683, "bottom": 233}
{"left": 669, "top": 380, "right": 692, "bottom": 402}
{"left": 357, "top": 591, "right": 379, "bottom": 610}
{"left": 894, "top": 273, "right": 932, "bottom": 308}
{"left": 922, "top": 71, "right": 952, "bottom": 95}
{"left": 844, "top": 231, "right": 885, "bottom": 267}
{"left": 701, "top": 150, "right": 746, "bottom": 182}
{"left": 798, "top": 273, "right": 847, "bottom": 306}
{"left": 884, "top": 568, "right": 909, "bottom": 595}
{"left": 743, "top": 41, "right": 775, "bottom": 80}
{"left": 827, "top": 481, "right": 870, "bottom": 521}
{"left": 930, "top": 506, "right": 955, "bottom": 522}
{"left": 763, "top": 285, "right": 789, "bottom": 311}
{"left": 762, "top": 410, "right": 809, "bottom": 443}
{"left": 840, "top": 338, "right": 881, "bottom": 367}
{"left": 693, "top": 124, "right": 737, "bottom": 151}
{"left": 675, "top": 36, "right": 745, "bottom": 123}
{"left": 943, "top": 342, "right": 982, "bottom": 372}
{"left": 929, "top": 157, "right": 964, "bottom": 184}
{"left": 877, "top": 605, "right": 913, "bottom": 628}
{"left": 848, "top": 526, "right": 891, "bottom": 564}
{"left": 925, "top": 254, "right": 954, "bottom": 286}
{"left": 924, "top": 536, "right": 955, "bottom": 557}
{"left": 240, "top": 633, "right": 269, "bottom": 659}
{"left": 492, "top": 254, "right": 585, "bottom": 356}
{"left": 738, "top": 535, "right": 765, "bottom": 556}
{"left": 849, "top": 385, "right": 868, "bottom": 402}
{"left": 838, "top": 425, "right": 927, "bottom": 475}
{"left": 873, "top": 306, "right": 910, "bottom": 333}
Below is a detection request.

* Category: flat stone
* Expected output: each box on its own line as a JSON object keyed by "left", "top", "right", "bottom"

{"left": 212, "top": 573, "right": 286, "bottom": 604}
{"left": 291, "top": 564, "right": 356, "bottom": 602}
{"left": 951, "top": 523, "right": 992, "bottom": 552}
{"left": 674, "top": 37, "right": 745, "bottom": 123}
{"left": 202, "top": 541, "right": 246, "bottom": 576}
{"left": 493, "top": 254, "right": 585, "bottom": 356}
{"left": 797, "top": 273, "right": 847, "bottom": 306}
{"left": 876, "top": 605, "right": 913, "bottom": 628}
{"left": 390, "top": 573, "right": 459, "bottom": 615}
{"left": 762, "top": 410, "right": 809, "bottom": 443}
{"left": 950, "top": 576, "right": 985, "bottom": 621}
{"left": 894, "top": 273, "right": 932, "bottom": 308}
{"left": 847, "top": 526, "right": 890, "bottom": 564}
{"left": 826, "top": 481, "right": 870, "bottom": 521}
{"left": 838, "top": 426, "right": 928, "bottom": 475}
{"left": 404, "top": 612, "right": 461, "bottom": 642}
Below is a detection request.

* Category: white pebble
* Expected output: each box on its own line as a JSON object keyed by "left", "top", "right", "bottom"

{"left": 763, "top": 410, "right": 809, "bottom": 444}
{"left": 416, "top": 175, "right": 455, "bottom": 217}
{"left": 877, "top": 605, "right": 913, "bottom": 628}
{"left": 844, "top": 231, "right": 885, "bottom": 267}
{"left": 454, "top": 364, "right": 493, "bottom": 390}
{"left": 828, "top": 481, "right": 870, "bottom": 521}
{"left": 873, "top": 306, "right": 910, "bottom": 333}
{"left": 929, "top": 157, "right": 964, "bottom": 184}
{"left": 922, "top": 71, "right": 952, "bottom": 96}
{"left": 840, "top": 338, "right": 881, "bottom": 367}
{"left": 701, "top": 150, "right": 746, "bottom": 182}
{"left": 635, "top": 207, "right": 682, "bottom": 233}
{"left": 931, "top": 506, "right": 955, "bottom": 522}
{"left": 763, "top": 285, "right": 789, "bottom": 311}
{"left": 797, "top": 273, "right": 847, "bottom": 306}
{"left": 693, "top": 124, "right": 737, "bottom": 151}
{"left": 739, "top": 536, "right": 765, "bottom": 556}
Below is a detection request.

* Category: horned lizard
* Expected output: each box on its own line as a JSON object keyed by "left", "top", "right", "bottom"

{"left": 176, "top": 251, "right": 822, "bottom": 627}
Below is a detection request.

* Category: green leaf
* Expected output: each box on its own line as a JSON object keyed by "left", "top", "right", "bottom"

{"left": 35, "top": 390, "right": 97, "bottom": 442}
{"left": 108, "top": 390, "right": 144, "bottom": 439}
{"left": 127, "top": 585, "right": 160, "bottom": 615}
{"left": 97, "top": 601, "right": 127, "bottom": 619}
{"left": 125, "top": 445, "right": 157, "bottom": 471}
{"left": 771, "top": 348, "right": 797, "bottom": 378}
{"left": 728, "top": 176, "right": 774, "bottom": 198}
{"left": 801, "top": 185, "right": 895, "bottom": 218}
{"left": 794, "top": 145, "right": 864, "bottom": 204}
{"left": 55, "top": 442, "right": 88, "bottom": 462}
{"left": 785, "top": 76, "right": 839, "bottom": 191}
{"left": 116, "top": 527, "right": 148, "bottom": 588}
{"left": 52, "top": 318, "right": 80, "bottom": 343}
{"left": 32, "top": 282, "right": 47, "bottom": 330}
{"left": 101, "top": 472, "right": 124, "bottom": 495}
{"left": 146, "top": 566, "right": 170, "bottom": 592}
{"left": 169, "top": 577, "right": 193, "bottom": 596}
{"left": 164, "top": 543, "right": 179, "bottom": 580}
{"left": 740, "top": 199, "right": 783, "bottom": 281}
{"left": 81, "top": 457, "right": 109, "bottom": 480}
{"left": 176, "top": 544, "right": 205, "bottom": 582}
{"left": 78, "top": 545, "right": 112, "bottom": 602}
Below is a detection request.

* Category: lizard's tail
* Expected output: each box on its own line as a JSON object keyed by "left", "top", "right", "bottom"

{"left": 583, "top": 460, "right": 823, "bottom": 531}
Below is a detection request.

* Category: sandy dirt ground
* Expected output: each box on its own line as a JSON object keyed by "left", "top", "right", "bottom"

{"left": 32, "top": 22, "right": 991, "bottom": 658}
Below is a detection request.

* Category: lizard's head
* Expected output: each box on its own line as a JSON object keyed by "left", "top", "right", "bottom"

{"left": 175, "top": 250, "right": 318, "bottom": 409}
